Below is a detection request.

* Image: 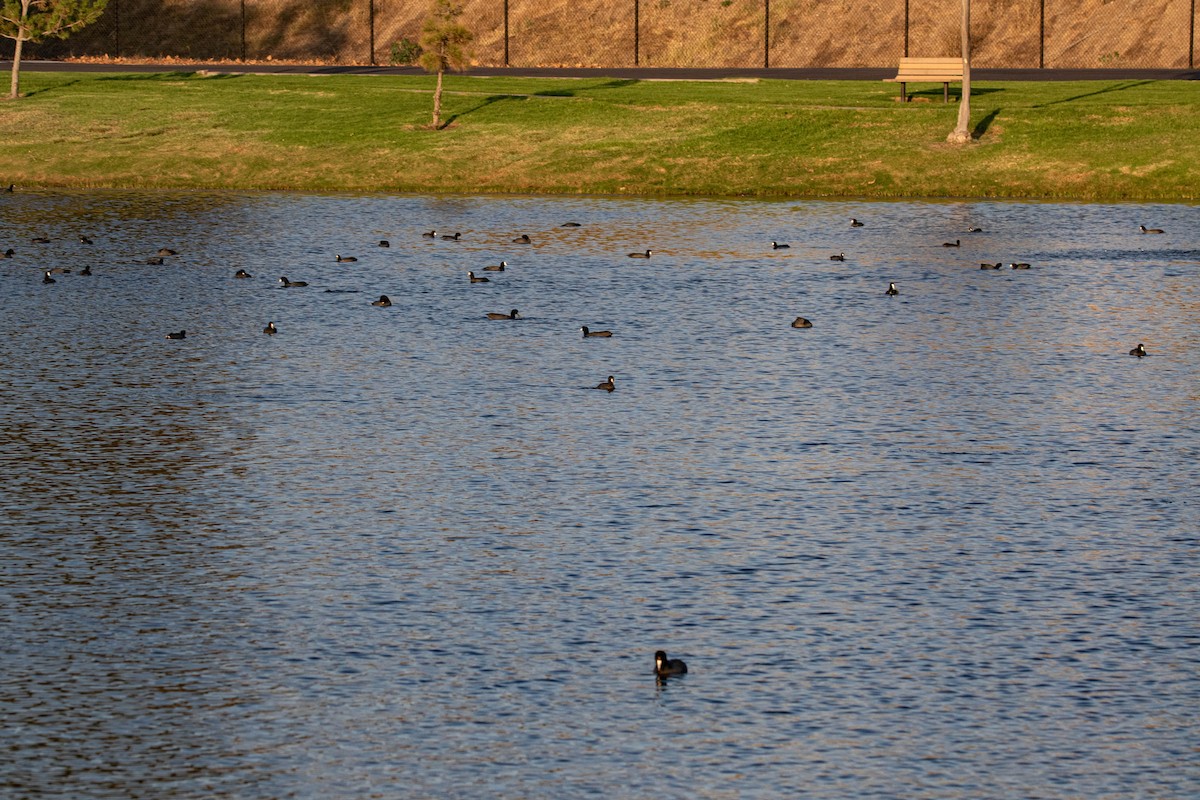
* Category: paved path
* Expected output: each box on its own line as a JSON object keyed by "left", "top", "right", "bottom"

{"left": 8, "top": 60, "right": 1199, "bottom": 81}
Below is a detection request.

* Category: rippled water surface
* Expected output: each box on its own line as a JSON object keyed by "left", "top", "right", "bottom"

{"left": 2, "top": 192, "right": 1198, "bottom": 799}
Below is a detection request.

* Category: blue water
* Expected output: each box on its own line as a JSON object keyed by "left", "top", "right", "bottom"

{"left": 1, "top": 192, "right": 1197, "bottom": 799}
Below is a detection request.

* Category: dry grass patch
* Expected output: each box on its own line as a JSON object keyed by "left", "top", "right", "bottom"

{"left": 264, "top": 88, "right": 338, "bottom": 98}
{"left": 1118, "top": 162, "right": 1175, "bottom": 177}
{"left": 1088, "top": 114, "right": 1134, "bottom": 125}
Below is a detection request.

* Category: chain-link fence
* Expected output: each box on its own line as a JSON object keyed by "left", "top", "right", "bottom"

{"left": 9, "top": 0, "right": 1197, "bottom": 70}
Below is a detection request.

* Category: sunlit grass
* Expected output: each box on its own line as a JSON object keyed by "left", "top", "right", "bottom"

{"left": 1, "top": 71, "right": 1196, "bottom": 199}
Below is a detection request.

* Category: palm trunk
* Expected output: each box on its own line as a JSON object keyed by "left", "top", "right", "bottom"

{"left": 948, "top": 0, "right": 972, "bottom": 142}
{"left": 432, "top": 68, "right": 443, "bottom": 128}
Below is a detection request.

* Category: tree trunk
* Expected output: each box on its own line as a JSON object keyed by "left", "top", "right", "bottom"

{"left": 432, "top": 68, "right": 443, "bottom": 128}
{"left": 8, "top": 0, "right": 33, "bottom": 99}
{"left": 9, "top": 34, "right": 25, "bottom": 100}
{"left": 948, "top": 0, "right": 972, "bottom": 143}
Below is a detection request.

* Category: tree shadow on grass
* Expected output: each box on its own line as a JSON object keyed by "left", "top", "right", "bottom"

{"left": 435, "top": 78, "right": 639, "bottom": 128}
{"left": 534, "top": 79, "right": 638, "bottom": 97}
{"left": 908, "top": 86, "right": 1003, "bottom": 103}
{"left": 96, "top": 71, "right": 245, "bottom": 82}
{"left": 440, "top": 79, "right": 637, "bottom": 126}
{"left": 972, "top": 107, "right": 1001, "bottom": 139}
{"left": 1033, "top": 80, "right": 1155, "bottom": 107}
{"left": 21, "top": 78, "right": 82, "bottom": 98}
{"left": 440, "top": 94, "right": 524, "bottom": 128}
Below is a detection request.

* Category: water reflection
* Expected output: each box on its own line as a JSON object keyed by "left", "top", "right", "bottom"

{"left": 1, "top": 191, "right": 1197, "bottom": 799}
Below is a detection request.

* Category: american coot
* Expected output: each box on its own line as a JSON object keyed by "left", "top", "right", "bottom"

{"left": 581, "top": 326, "right": 612, "bottom": 337}
{"left": 372, "top": 295, "right": 392, "bottom": 307}
{"left": 3, "top": 184, "right": 12, "bottom": 192}
{"left": 791, "top": 317, "right": 813, "bottom": 328}
{"left": 512, "top": 234, "right": 532, "bottom": 244}
{"left": 144, "top": 257, "right": 164, "bottom": 265}
{"left": 263, "top": 322, "right": 277, "bottom": 335}
{"left": 1139, "top": 225, "right": 1165, "bottom": 234}
{"left": 1, "top": 248, "right": 13, "bottom": 258}
{"left": 279, "top": 276, "right": 308, "bottom": 287}
{"left": 79, "top": 235, "right": 94, "bottom": 244}
{"left": 628, "top": 250, "right": 652, "bottom": 258}
{"left": 487, "top": 309, "right": 520, "bottom": 320}
{"left": 830, "top": 252, "right": 845, "bottom": 261}
{"left": 235, "top": 269, "right": 252, "bottom": 278}
{"left": 422, "top": 230, "right": 437, "bottom": 238}
{"left": 468, "top": 271, "right": 490, "bottom": 283}
{"left": 594, "top": 375, "right": 615, "bottom": 391}
{"left": 850, "top": 218, "right": 864, "bottom": 227}
{"left": 654, "top": 650, "right": 687, "bottom": 676}
{"left": 943, "top": 239, "right": 961, "bottom": 247}
{"left": 886, "top": 282, "right": 899, "bottom": 295}
{"left": 442, "top": 232, "right": 462, "bottom": 241}
{"left": 967, "top": 226, "right": 983, "bottom": 233}
{"left": 1129, "top": 343, "right": 1147, "bottom": 357}
{"left": 42, "top": 271, "right": 55, "bottom": 284}
{"left": 378, "top": 240, "right": 390, "bottom": 248}
{"left": 483, "top": 261, "right": 507, "bottom": 272}
{"left": 165, "top": 330, "right": 186, "bottom": 339}
{"left": 980, "top": 262, "right": 1002, "bottom": 269}
{"left": 80, "top": 265, "right": 92, "bottom": 276}
{"left": 772, "top": 241, "right": 790, "bottom": 249}
{"left": 1010, "top": 262, "right": 1031, "bottom": 269}
{"left": 336, "top": 254, "right": 357, "bottom": 262}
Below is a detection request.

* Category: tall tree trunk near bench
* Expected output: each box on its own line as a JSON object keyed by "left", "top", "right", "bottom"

{"left": 948, "top": 0, "right": 973, "bottom": 143}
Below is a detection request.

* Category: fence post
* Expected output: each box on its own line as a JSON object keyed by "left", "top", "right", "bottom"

{"left": 635, "top": 0, "right": 640, "bottom": 66}
{"left": 1039, "top": 0, "right": 1045, "bottom": 68}
{"left": 114, "top": 0, "right": 120, "bottom": 58}
{"left": 369, "top": 0, "right": 375, "bottom": 65}
{"left": 240, "top": 0, "right": 246, "bottom": 61}
{"left": 764, "top": 0, "right": 769, "bottom": 68}
{"left": 903, "top": 0, "right": 909, "bottom": 57}
{"left": 504, "top": 0, "right": 509, "bottom": 67}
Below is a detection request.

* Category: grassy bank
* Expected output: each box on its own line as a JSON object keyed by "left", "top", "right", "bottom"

{"left": 1, "top": 71, "right": 1197, "bottom": 200}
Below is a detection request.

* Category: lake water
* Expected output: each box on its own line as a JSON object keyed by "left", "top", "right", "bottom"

{"left": 1, "top": 191, "right": 1197, "bottom": 799}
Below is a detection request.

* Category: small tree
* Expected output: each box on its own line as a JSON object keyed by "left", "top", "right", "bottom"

{"left": 2, "top": 0, "right": 108, "bottom": 100}
{"left": 418, "top": 0, "right": 472, "bottom": 129}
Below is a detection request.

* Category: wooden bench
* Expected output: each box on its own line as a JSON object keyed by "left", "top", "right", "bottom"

{"left": 884, "top": 57, "right": 964, "bottom": 103}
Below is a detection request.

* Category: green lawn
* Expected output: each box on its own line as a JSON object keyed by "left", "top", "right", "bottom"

{"left": 1, "top": 70, "right": 1197, "bottom": 200}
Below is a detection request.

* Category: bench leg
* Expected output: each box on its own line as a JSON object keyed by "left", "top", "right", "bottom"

{"left": 944, "top": 82, "right": 949, "bottom": 103}
{"left": 900, "top": 82, "right": 907, "bottom": 103}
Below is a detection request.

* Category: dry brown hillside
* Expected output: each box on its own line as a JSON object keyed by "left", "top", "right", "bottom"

{"left": 18, "top": 0, "right": 1197, "bottom": 70}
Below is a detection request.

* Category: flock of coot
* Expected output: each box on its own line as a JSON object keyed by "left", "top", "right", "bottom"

{"left": 6, "top": 201, "right": 1173, "bottom": 677}
{"left": 770, "top": 218, "right": 1163, "bottom": 359}
{"left": 12, "top": 212, "right": 1167, "bottom": 407}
